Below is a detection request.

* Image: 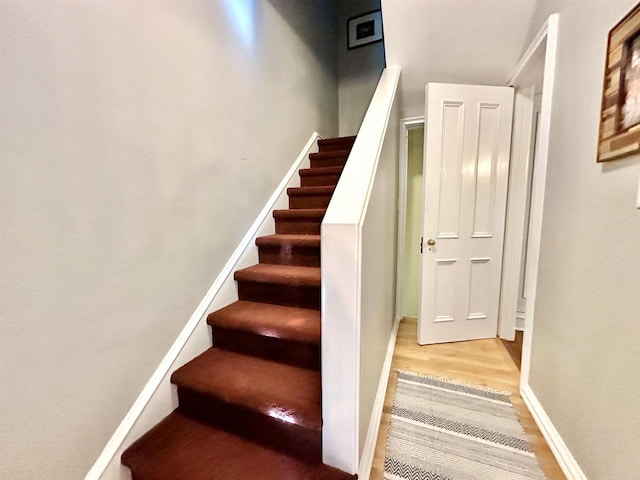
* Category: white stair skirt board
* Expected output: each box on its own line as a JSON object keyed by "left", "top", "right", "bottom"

{"left": 322, "top": 65, "right": 401, "bottom": 474}
{"left": 84, "top": 132, "right": 321, "bottom": 480}
{"left": 358, "top": 316, "right": 401, "bottom": 480}
{"left": 520, "top": 384, "right": 588, "bottom": 480}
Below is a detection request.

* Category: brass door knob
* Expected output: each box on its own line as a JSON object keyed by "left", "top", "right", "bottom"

{"left": 427, "top": 239, "right": 436, "bottom": 246}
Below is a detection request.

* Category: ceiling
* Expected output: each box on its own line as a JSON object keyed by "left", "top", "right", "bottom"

{"left": 382, "top": 0, "right": 539, "bottom": 117}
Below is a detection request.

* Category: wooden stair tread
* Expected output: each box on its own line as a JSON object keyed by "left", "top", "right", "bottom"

{"left": 256, "top": 234, "right": 321, "bottom": 248}
{"left": 257, "top": 234, "right": 321, "bottom": 267}
{"left": 287, "top": 186, "right": 335, "bottom": 196}
{"left": 317, "top": 136, "right": 356, "bottom": 152}
{"left": 171, "top": 348, "right": 321, "bottom": 430}
{"left": 299, "top": 166, "right": 344, "bottom": 177}
{"left": 308, "top": 150, "right": 351, "bottom": 160}
{"left": 273, "top": 209, "right": 326, "bottom": 235}
{"left": 319, "top": 135, "right": 356, "bottom": 143}
{"left": 121, "top": 411, "right": 355, "bottom": 480}
{"left": 207, "top": 300, "right": 320, "bottom": 344}
{"left": 234, "top": 264, "right": 320, "bottom": 287}
{"left": 273, "top": 208, "right": 326, "bottom": 219}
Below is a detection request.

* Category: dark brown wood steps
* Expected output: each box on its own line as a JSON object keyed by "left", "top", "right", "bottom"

{"left": 208, "top": 300, "right": 320, "bottom": 370}
{"left": 318, "top": 135, "right": 356, "bottom": 152}
{"left": 121, "top": 411, "right": 356, "bottom": 480}
{"left": 235, "top": 263, "right": 321, "bottom": 310}
{"left": 299, "top": 166, "right": 344, "bottom": 187}
{"left": 287, "top": 186, "right": 335, "bottom": 209}
{"left": 171, "top": 348, "right": 322, "bottom": 462}
{"left": 256, "top": 234, "right": 321, "bottom": 267}
{"left": 309, "top": 150, "right": 350, "bottom": 168}
{"left": 273, "top": 208, "right": 326, "bottom": 235}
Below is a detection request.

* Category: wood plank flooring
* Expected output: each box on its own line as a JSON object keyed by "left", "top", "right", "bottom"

{"left": 369, "top": 318, "right": 565, "bottom": 480}
{"left": 501, "top": 329, "right": 524, "bottom": 370}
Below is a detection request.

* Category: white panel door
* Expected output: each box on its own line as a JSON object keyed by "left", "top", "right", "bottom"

{"left": 419, "top": 83, "right": 514, "bottom": 345}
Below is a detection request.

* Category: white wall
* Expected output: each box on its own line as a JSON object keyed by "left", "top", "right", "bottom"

{"left": 402, "top": 127, "right": 423, "bottom": 318}
{"left": 337, "top": 0, "right": 386, "bottom": 136}
{"left": 0, "top": 1, "right": 337, "bottom": 478}
{"left": 523, "top": 1, "right": 640, "bottom": 478}
{"left": 382, "top": 0, "right": 537, "bottom": 118}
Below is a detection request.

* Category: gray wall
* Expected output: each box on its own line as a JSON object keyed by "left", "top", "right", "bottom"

{"left": 0, "top": 1, "right": 337, "bottom": 478}
{"left": 524, "top": 1, "right": 640, "bottom": 478}
{"left": 337, "top": 0, "right": 386, "bottom": 136}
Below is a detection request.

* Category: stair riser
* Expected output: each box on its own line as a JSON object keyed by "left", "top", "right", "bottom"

{"left": 237, "top": 281, "right": 320, "bottom": 310}
{"left": 212, "top": 327, "right": 320, "bottom": 370}
{"left": 258, "top": 245, "right": 320, "bottom": 267}
{"left": 300, "top": 173, "right": 341, "bottom": 187}
{"left": 274, "top": 219, "right": 322, "bottom": 235}
{"left": 176, "top": 390, "right": 321, "bottom": 463}
{"left": 289, "top": 195, "right": 331, "bottom": 209}
{"left": 318, "top": 139, "right": 355, "bottom": 152}
{"left": 319, "top": 145, "right": 353, "bottom": 153}
{"left": 310, "top": 158, "right": 347, "bottom": 168}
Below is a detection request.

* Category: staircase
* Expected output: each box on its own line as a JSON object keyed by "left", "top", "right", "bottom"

{"left": 121, "top": 136, "right": 357, "bottom": 480}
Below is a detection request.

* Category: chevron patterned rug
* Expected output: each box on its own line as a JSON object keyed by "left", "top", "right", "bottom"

{"left": 383, "top": 371, "right": 546, "bottom": 480}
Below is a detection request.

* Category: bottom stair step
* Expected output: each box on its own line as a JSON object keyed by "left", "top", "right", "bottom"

{"left": 171, "top": 347, "right": 322, "bottom": 461}
{"left": 121, "top": 410, "right": 356, "bottom": 480}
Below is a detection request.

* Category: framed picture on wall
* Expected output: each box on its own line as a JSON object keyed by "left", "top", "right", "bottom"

{"left": 347, "top": 10, "right": 383, "bottom": 50}
{"left": 598, "top": 3, "right": 640, "bottom": 162}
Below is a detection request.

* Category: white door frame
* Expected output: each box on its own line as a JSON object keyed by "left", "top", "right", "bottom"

{"left": 504, "top": 13, "right": 560, "bottom": 387}
{"left": 395, "top": 13, "right": 559, "bottom": 388}
{"left": 395, "top": 116, "right": 425, "bottom": 323}
{"left": 498, "top": 86, "right": 538, "bottom": 342}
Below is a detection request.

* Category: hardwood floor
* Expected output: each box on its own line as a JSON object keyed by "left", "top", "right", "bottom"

{"left": 501, "top": 329, "right": 524, "bottom": 370}
{"left": 369, "top": 318, "right": 565, "bottom": 480}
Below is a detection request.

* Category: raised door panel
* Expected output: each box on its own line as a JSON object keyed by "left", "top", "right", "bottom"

{"left": 433, "top": 258, "right": 457, "bottom": 323}
{"left": 437, "top": 103, "right": 465, "bottom": 239}
{"left": 419, "top": 83, "right": 514, "bottom": 345}
{"left": 472, "top": 104, "right": 502, "bottom": 238}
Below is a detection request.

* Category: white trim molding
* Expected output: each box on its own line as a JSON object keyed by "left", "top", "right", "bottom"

{"left": 498, "top": 86, "right": 535, "bottom": 341}
{"left": 85, "top": 132, "right": 321, "bottom": 480}
{"left": 521, "top": 385, "right": 588, "bottom": 480}
{"left": 358, "top": 316, "right": 401, "bottom": 480}
{"left": 519, "top": 13, "right": 560, "bottom": 388}
{"left": 396, "top": 116, "right": 425, "bottom": 322}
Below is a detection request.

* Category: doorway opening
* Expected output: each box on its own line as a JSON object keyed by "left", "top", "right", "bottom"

{"left": 398, "top": 124, "right": 424, "bottom": 321}
{"left": 395, "top": 14, "right": 560, "bottom": 388}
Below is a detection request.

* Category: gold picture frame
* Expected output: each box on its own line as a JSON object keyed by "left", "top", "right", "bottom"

{"left": 598, "top": 3, "right": 640, "bottom": 162}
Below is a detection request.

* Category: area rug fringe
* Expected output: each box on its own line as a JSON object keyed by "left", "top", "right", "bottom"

{"left": 384, "top": 371, "right": 546, "bottom": 480}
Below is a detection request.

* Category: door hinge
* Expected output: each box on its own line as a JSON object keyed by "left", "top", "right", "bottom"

{"left": 420, "top": 236, "right": 423, "bottom": 254}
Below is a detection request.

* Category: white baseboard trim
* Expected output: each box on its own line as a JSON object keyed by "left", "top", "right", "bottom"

{"left": 516, "top": 313, "right": 525, "bottom": 331}
{"left": 85, "top": 132, "right": 321, "bottom": 480}
{"left": 520, "top": 384, "right": 587, "bottom": 480}
{"left": 358, "top": 316, "right": 401, "bottom": 480}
